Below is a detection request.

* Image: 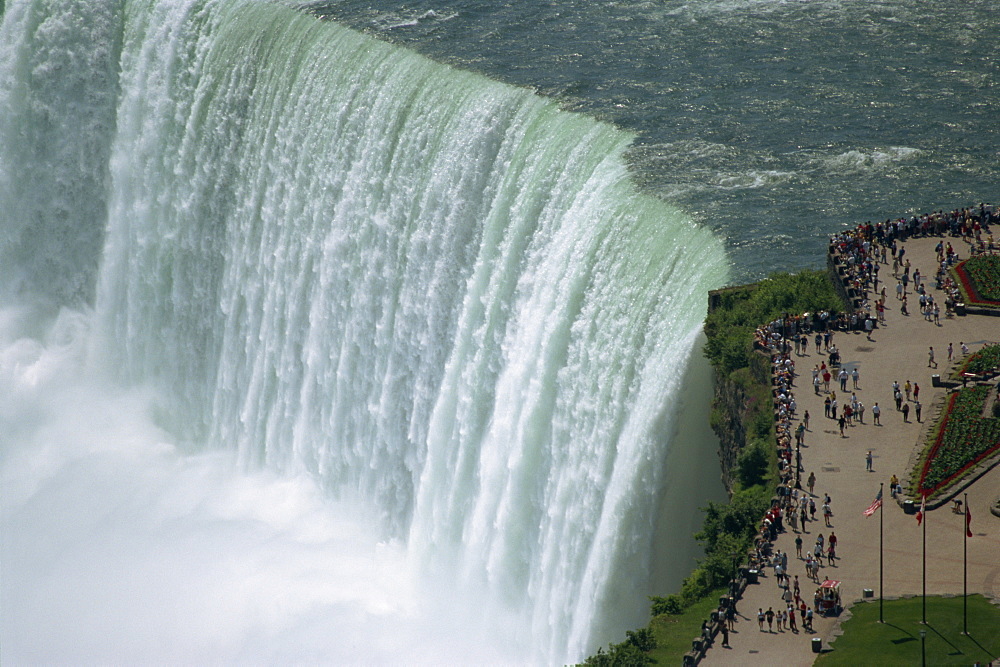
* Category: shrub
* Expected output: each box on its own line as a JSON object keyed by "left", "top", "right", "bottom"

{"left": 736, "top": 439, "right": 771, "bottom": 488}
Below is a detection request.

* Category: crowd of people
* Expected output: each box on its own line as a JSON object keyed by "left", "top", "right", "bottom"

{"left": 700, "top": 206, "right": 995, "bottom": 660}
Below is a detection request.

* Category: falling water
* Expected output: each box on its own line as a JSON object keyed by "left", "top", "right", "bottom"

{"left": 0, "top": 0, "right": 728, "bottom": 663}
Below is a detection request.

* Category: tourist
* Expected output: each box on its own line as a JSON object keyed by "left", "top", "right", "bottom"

{"left": 915, "top": 401, "right": 922, "bottom": 422}
{"left": 902, "top": 402, "right": 910, "bottom": 422}
{"left": 788, "top": 605, "right": 798, "bottom": 633}
{"left": 866, "top": 450, "right": 873, "bottom": 472}
{"left": 758, "top": 608, "right": 764, "bottom": 631}
{"left": 765, "top": 607, "right": 775, "bottom": 632}
{"left": 905, "top": 380, "right": 912, "bottom": 401}
{"left": 823, "top": 502, "right": 833, "bottom": 527}
{"left": 851, "top": 367, "right": 860, "bottom": 389}
{"left": 795, "top": 534, "right": 803, "bottom": 558}
{"left": 807, "top": 471, "right": 816, "bottom": 495}
{"left": 928, "top": 347, "right": 937, "bottom": 368}
{"left": 872, "top": 402, "right": 881, "bottom": 425}
{"left": 914, "top": 383, "right": 920, "bottom": 401}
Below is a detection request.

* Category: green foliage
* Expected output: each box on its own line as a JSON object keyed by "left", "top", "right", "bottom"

{"left": 736, "top": 439, "right": 771, "bottom": 488}
{"left": 695, "top": 484, "right": 771, "bottom": 553}
{"left": 704, "top": 270, "right": 845, "bottom": 375}
{"left": 582, "top": 629, "right": 657, "bottom": 666}
{"left": 625, "top": 629, "right": 657, "bottom": 653}
{"left": 649, "top": 594, "right": 684, "bottom": 616}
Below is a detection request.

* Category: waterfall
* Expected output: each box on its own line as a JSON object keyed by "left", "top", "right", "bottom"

{"left": 0, "top": 0, "right": 728, "bottom": 662}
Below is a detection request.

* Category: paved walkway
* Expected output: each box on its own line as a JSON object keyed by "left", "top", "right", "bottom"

{"left": 704, "top": 235, "right": 1000, "bottom": 666}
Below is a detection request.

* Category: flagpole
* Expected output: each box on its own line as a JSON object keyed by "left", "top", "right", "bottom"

{"left": 922, "top": 492, "right": 927, "bottom": 625}
{"left": 963, "top": 492, "right": 968, "bottom": 635}
{"left": 879, "top": 482, "right": 884, "bottom": 623}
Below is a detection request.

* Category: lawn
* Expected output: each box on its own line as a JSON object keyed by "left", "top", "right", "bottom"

{"left": 646, "top": 587, "right": 728, "bottom": 663}
{"left": 817, "top": 595, "right": 1000, "bottom": 665}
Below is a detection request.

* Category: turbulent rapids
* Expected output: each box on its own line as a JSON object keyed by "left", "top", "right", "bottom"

{"left": 0, "top": 0, "right": 727, "bottom": 663}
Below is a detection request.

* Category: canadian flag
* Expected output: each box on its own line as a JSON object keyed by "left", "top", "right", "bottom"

{"left": 916, "top": 493, "right": 926, "bottom": 525}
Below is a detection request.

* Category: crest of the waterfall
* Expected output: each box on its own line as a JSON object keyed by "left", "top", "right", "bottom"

{"left": 11, "top": 0, "right": 730, "bottom": 661}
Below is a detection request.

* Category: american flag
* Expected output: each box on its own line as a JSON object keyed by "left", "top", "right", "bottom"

{"left": 863, "top": 489, "right": 882, "bottom": 517}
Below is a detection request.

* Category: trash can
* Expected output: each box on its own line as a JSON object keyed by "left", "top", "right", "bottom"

{"left": 747, "top": 569, "right": 759, "bottom": 584}
{"left": 956, "top": 302, "right": 966, "bottom": 316}
{"left": 904, "top": 500, "right": 915, "bottom": 515}
{"left": 863, "top": 588, "right": 874, "bottom": 598}
{"left": 812, "top": 637, "right": 822, "bottom": 653}
{"left": 932, "top": 374, "right": 941, "bottom": 387}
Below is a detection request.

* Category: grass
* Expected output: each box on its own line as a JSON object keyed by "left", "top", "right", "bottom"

{"left": 647, "top": 587, "right": 728, "bottom": 663}
{"left": 817, "top": 595, "right": 1000, "bottom": 665}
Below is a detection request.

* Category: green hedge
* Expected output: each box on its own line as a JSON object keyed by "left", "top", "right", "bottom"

{"left": 704, "top": 270, "right": 845, "bottom": 375}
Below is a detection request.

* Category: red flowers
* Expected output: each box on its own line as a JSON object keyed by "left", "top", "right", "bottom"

{"left": 918, "top": 386, "right": 1000, "bottom": 496}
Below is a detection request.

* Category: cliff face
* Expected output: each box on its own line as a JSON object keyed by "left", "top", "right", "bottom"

{"left": 707, "top": 291, "right": 774, "bottom": 494}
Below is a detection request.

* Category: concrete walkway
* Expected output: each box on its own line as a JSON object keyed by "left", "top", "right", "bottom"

{"left": 704, "top": 234, "right": 1000, "bottom": 666}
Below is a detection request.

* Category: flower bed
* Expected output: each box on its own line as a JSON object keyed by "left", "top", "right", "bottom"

{"left": 917, "top": 385, "right": 1000, "bottom": 496}
{"left": 953, "top": 344, "right": 1000, "bottom": 380}
{"left": 953, "top": 256, "right": 1000, "bottom": 308}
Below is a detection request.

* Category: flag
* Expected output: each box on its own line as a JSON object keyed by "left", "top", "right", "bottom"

{"left": 863, "top": 489, "right": 882, "bottom": 517}
{"left": 916, "top": 493, "right": 926, "bottom": 525}
{"left": 966, "top": 506, "right": 973, "bottom": 538}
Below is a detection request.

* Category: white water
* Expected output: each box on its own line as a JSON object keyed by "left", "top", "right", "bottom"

{"left": 0, "top": 0, "right": 728, "bottom": 663}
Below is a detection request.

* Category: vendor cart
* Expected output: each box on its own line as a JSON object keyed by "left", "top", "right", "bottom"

{"left": 817, "top": 579, "right": 842, "bottom": 616}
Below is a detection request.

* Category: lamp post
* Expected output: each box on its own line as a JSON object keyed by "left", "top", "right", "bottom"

{"left": 920, "top": 629, "right": 926, "bottom": 667}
